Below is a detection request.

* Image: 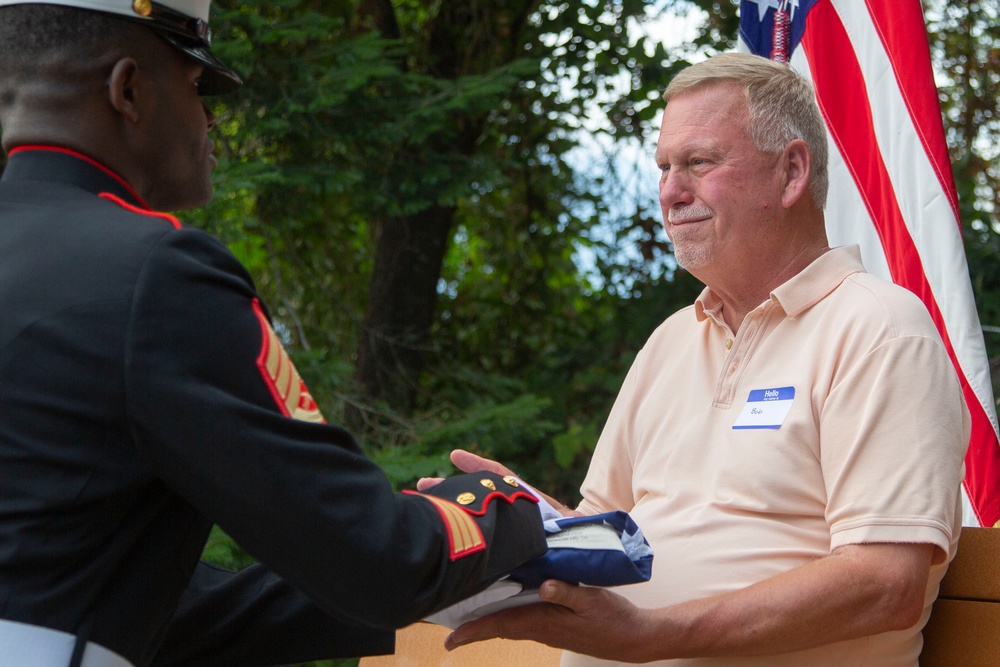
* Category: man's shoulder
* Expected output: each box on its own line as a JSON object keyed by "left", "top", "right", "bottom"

{"left": 53, "top": 189, "right": 227, "bottom": 258}
{"left": 2, "top": 182, "right": 242, "bottom": 287}
{"left": 648, "top": 303, "right": 701, "bottom": 337}
{"left": 836, "top": 271, "right": 940, "bottom": 337}
{"left": 629, "top": 304, "right": 703, "bottom": 366}
{"left": 2, "top": 179, "right": 179, "bottom": 237}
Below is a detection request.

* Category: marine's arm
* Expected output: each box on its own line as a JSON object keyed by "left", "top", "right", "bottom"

{"left": 151, "top": 562, "right": 392, "bottom": 667}
{"left": 127, "top": 229, "right": 546, "bottom": 641}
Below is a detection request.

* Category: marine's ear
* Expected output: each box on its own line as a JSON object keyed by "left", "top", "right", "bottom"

{"left": 106, "top": 57, "right": 142, "bottom": 124}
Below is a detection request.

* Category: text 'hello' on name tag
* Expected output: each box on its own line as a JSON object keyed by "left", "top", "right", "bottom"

{"left": 732, "top": 386, "right": 795, "bottom": 430}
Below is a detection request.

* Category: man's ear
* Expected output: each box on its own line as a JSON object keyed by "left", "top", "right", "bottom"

{"left": 107, "top": 58, "right": 141, "bottom": 124}
{"left": 780, "top": 138, "right": 812, "bottom": 209}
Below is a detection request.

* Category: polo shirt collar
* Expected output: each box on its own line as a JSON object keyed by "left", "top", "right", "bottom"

{"left": 694, "top": 246, "right": 866, "bottom": 322}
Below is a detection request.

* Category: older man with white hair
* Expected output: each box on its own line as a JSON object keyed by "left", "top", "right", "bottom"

{"left": 442, "top": 53, "right": 969, "bottom": 667}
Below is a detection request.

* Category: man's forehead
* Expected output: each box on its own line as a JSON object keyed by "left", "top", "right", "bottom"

{"left": 655, "top": 93, "right": 752, "bottom": 163}
{"left": 654, "top": 132, "right": 728, "bottom": 166}
{"left": 665, "top": 82, "right": 746, "bottom": 118}
{"left": 660, "top": 86, "right": 745, "bottom": 134}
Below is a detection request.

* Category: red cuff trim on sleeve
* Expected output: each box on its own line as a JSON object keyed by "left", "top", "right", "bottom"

{"left": 454, "top": 490, "right": 540, "bottom": 517}
{"left": 403, "top": 491, "right": 487, "bottom": 561}
{"left": 251, "top": 298, "right": 326, "bottom": 424}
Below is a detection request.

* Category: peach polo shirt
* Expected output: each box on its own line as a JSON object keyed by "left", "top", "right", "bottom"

{"left": 570, "top": 246, "right": 969, "bottom": 667}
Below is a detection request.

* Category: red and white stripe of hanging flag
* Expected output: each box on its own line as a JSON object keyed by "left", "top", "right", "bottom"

{"left": 739, "top": 0, "right": 1000, "bottom": 527}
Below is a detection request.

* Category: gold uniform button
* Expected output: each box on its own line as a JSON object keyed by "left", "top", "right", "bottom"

{"left": 457, "top": 492, "right": 476, "bottom": 505}
{"left": 480, "top": 479, "right": 496, "bottom": 491}
{"left": 503, "top": 476, "right": 519, "bottom": 487}
{"left": 132, "top": 0, "right": 153, "bottom": 16}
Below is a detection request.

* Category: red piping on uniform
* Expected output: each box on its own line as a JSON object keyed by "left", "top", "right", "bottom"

{"left": 251, "top": 298, "right": 291, "bottom": 418}
{"left": 404, "top": 490, "right": 489, "bottom": 560}
{"left": 403, "top": 489, "right": 539, "bottom": 516}
{"left": 98, "top": 192, "right": 183, "bottom": 229}
{"left": 9, "top": 145, "right": 150, "bottom": 209}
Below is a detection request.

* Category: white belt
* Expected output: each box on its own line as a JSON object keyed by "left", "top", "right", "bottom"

{"left": 0, "top": 618, "right": 133, "bottom": 667}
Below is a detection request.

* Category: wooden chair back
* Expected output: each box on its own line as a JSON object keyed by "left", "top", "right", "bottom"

{"left": 922, "top": 527, "right": 1000, "bottom": 666}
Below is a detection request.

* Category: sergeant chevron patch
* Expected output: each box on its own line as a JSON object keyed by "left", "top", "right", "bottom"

{"left": 407, "top": 493, "right": 486, "bottom": 560}
{"left": 251, "top": 299, "right": 325, "bottom": 424}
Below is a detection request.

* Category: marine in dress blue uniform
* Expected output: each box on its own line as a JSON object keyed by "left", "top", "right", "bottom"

{"left": 0, "top": 2, "right": 546, "bottom": 666}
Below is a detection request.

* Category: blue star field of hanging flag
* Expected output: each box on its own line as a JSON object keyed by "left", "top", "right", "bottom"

{"left": 739, "top": 0, "right": 817, "bottom": 62}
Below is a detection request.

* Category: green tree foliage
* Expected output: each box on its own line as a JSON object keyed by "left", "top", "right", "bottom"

{"left": 181, "top": 0, "right": 710, "bottom": 502}
{"left": 181, "top": 0, "right": 1000, "bottom": 516}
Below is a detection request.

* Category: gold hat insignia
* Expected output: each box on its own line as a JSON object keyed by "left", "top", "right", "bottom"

{"left": 132, "top": 0, "right": 153, "bottom": 17}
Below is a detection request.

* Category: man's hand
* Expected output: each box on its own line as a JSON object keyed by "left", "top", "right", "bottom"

{"left": 445, "top": 580, "right": 653, "bottom": 663}
{"left": 444, "top": 542, "right": 935, "bottom": 662}
{"left": 415, "top": 449, "right": 515, "bottom": 491}
{"left": 417, "top": 449, "right": 581, "bottom": 517}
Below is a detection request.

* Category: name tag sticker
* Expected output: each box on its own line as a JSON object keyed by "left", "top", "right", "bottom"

{"left": 733, "top": 386, "right": 795, "bottom": 430}
{"left": 546, "top": 523, "right": 627, "bottom": 553}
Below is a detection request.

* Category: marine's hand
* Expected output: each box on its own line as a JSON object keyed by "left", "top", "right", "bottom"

{"left": 445, "top": 580, "right": 653, "bottom": 663}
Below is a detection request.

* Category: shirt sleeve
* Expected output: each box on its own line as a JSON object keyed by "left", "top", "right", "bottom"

{"left": 577, "top": 354, "right": 642, "bottom": 516}
{"left": 820, "top": 332, "right": 969, "bottom": 559}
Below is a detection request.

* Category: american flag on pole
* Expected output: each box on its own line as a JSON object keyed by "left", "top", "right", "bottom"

{"left": 738, "top": 0, "right": 1000, "bottom": 527}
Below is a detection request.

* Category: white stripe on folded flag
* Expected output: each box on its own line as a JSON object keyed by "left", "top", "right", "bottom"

{"left": 738, "top": 0, "right": 1000, "bottom": 526}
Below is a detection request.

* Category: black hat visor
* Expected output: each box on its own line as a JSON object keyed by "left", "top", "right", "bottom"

{"left": 139, "top": 1, "right": 241, "bottom": 95}
{"left": 154, "top": 29, "right": 242, "bottom": 95}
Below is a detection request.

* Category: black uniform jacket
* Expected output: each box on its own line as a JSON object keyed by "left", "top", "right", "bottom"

{"left": 0, "top": 147, "right": 547, "bottom": 666}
